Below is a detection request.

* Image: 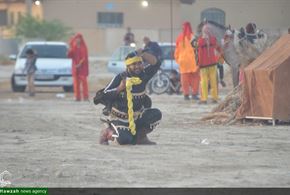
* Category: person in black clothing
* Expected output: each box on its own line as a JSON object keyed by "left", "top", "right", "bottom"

{"left": 216, "top": 55, "right": 226, "bottom": 88}
{"left": 124, "top": 27, "right": 135, "bottom": 46}
{"left": 217, "top": 63, "right": 226, "bottom": 87}
{"left": 95, "top": 49, "right": 162, "bottom": 145}
{"left": 168, "top": 69, "right": 181, "bottom": 94}
{"left": 143, "top": 36, "right": 163, "bottom": 61}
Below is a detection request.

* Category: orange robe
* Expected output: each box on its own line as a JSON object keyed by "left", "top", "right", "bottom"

{"left": 174, "top": 33, "right": 199, "bottom": 96}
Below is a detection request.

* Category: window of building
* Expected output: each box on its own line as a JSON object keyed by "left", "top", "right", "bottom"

{"left": 97, "top": 12, "right": 123, "bottom": 28}
{"left": 201, "top": 8, "right": 225, "bottom": 26}
{"left": 0, "top": 9, "right": 8, "bottom": 26}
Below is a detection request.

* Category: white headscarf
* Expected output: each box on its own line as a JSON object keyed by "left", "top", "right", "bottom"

{"left": 202, "top": 24, "right": 211, "bottom": 56}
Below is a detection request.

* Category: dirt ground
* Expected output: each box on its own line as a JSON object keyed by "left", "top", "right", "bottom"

{"left": 0, "top": 61, "right": 290, "bottom": 187}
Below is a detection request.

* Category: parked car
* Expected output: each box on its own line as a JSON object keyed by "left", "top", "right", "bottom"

{"left": 107, "top": 43, "right": 179, "bottom": 74}
{"left": 107, "top": 45, "right": 135, "bottom": 74}
{"left": 158, "top": 43, "right": 179, "bottom": 72}
{"left": 10, "top": 41, "right": 73, "bottom": 92}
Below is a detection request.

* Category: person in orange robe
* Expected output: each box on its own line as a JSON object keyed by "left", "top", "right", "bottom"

{"left": 68, "top": 33, "right": 89, "bottom": 101}
{"left": 174, "top": 22, "right": 200, "bottom": 100}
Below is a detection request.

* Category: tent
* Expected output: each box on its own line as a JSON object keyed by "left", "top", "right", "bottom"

{"left": 237, "top": 34, "right": 290, "bottom": 121}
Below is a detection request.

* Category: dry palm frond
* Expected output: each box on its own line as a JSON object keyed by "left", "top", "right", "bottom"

{"left": 201, "top": 85, "right": 242, "bottom": 125}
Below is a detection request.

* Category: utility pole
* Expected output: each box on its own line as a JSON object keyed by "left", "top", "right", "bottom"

{"left": 170, "top": 0, "right": 173, "bottom": 69}
{"left": 25, "top": 0, "right": 32, "bottom": 15}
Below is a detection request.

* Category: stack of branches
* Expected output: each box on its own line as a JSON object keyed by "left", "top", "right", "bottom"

{"left": 201, "top": 85, "right": 242, "bottom": 125}
{"left": 200, "top": 40, "right": 273, "bottom": 125}
{"left": 200, "top": 38, "right": 276, "bottom": 125}
{"left": 200, "top": 25, "right": 281, "bottom": 125}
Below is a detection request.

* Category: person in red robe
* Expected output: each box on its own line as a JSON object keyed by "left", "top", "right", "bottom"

{"left": 197, "top": 24, "right": 221, "bottom": 104}
{"left": 68, "top": 33, "right": 89, "bottom": 101}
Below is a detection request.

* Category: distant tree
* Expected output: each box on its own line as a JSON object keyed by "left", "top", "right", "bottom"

{"left": 15, "top": 15, "right": 72, "bottom": 41}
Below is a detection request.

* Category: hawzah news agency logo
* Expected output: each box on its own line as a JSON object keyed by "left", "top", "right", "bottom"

{"left": 0, "top": 170, "right": 12, "bottom": 187}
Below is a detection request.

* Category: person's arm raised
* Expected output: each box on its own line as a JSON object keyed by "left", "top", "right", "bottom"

{"left": 136, "top": 48, "right": 158, "bottom": 65}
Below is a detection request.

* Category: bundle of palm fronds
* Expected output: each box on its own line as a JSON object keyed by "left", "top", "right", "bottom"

{"left": 201, "top": 85, "right": 242, "bottom": 125}
{"left": 198, "top": 21, "right": 282, "bottom": 125}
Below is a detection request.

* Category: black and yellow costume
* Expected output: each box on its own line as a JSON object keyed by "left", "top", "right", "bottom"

{"left": 95, "top": 52, "right": 162, "bottom": 145}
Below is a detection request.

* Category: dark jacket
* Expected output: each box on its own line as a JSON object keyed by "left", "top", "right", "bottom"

{"left": 24, "top": 55, "right": 37, "bottom": 74}
{"left": 102, "top": 60, "right": 161, "bottom": 114}
{"left": 144, "top": 42, "right": 163, "bottom": 61}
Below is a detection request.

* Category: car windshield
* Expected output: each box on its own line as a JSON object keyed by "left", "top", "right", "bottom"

{"left": 160, "top": 45, "right": 175, "bottom": 60}
{"left": 111, "top": 46, "right": 135, "bottom": 61}
{"left": 20, "top": 44, "right": 68, "bottom": 58}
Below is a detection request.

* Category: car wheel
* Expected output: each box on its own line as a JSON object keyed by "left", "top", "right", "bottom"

{"left": 11, "top": 74, "right": 26, "bottom": 92}
{"left": 63, "top": 86, "right": 74, "bottom": 92}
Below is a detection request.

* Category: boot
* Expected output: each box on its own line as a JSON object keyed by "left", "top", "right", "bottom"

{"left": 136, "top": 135, "right": 156, "bottom": 145}
{"left": 192, "top": 94, "right": 199, "bottom": 100}
{"left": 184, "top": 95, "right": 190, "bottom": 100}
{"left": 99, "top": 127, "right": 114, "bottom": 145}
{"left": 136, "top": 129, "right": 156, "bottom": 145}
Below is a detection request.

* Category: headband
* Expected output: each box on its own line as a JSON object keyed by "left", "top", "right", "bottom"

{"left": 125, "top": 56, "right": 142, "bottom": 66}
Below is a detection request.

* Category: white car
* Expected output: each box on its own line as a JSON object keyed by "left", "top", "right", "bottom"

{"left": 11, "top": 41, "right": 73, "bottom": 92}
{"left": 107, "top": 43, "right": 179, "bottom": 74}
{"left": 158, "top": 43, "right": 179, "bottom": 72}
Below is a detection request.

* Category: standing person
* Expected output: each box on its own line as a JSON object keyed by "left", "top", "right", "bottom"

{"left": 68, "top": 33, "right": 89, "bottom": 101}
{"left": 216, "top": 53, "right": 226, "bottom": 87}
{"left": 97, "top": 49, "right": 162, "bottom": 145}
{"left": 197, "top": 24, "right": 221, "bottom": 104}
{"left": 24, "top": 48, "right": 37, "bottom": 97}
{"left": 124, "top": 27, "right": 135, "bottom": 46}
{"left": 174, "top": 21, "right": 200, "bottom": 100}
{"left": 143, "top": 36, "right": 162, "bottom": 61}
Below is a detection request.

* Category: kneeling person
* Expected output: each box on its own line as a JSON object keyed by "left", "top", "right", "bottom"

{"left": 98, "top": 49, "right": 162, "bottom": 145}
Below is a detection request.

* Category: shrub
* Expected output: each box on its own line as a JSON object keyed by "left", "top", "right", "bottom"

{"left": 15, "top": 15, "right": 73, "bottom": 41}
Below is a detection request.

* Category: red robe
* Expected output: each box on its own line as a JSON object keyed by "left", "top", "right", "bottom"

{"left": 68, "top": 33, "right": 89, "bottom": 77}
{"left": 197, "top": 36, "right": 219, "bottom": 68}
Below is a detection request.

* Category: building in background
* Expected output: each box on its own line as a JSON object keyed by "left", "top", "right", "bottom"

{"left": 0, "top": 0, "right": 43, "bottom": 55}
{"left": 41, "top": 0, "right": 182, "bottom": 56}
{"left": 0, "top": 0, "right": 43, "bottom": 38}
{"left": 1, "top": 0, "right": 289, "bottom": 56}
{"left": 181, "top": 0, "right": 290, "bottom": 30}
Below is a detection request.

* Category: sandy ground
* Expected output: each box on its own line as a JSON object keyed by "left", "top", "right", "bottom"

{"left": 0, "top": 61, "right": 290, "bottom": 187}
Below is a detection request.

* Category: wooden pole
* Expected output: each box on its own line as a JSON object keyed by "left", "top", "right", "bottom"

{"left": 170, "top": 0, "right": 173, "bottom": 69}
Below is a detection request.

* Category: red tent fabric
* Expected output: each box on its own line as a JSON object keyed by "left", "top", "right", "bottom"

{"left": 237, "top": 34, "right": 290, "bottom": 121}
